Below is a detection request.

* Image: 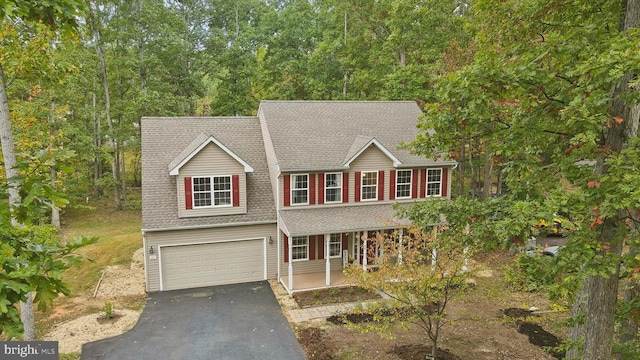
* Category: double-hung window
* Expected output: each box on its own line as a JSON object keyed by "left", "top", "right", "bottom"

{"left": 291, "top": 236, "right": 309, "bottom": 261}
{"left": 426, "top": 169, "right": 442, "bottom": 196}
{"left": 361, "top": 171, "right": 378, "bottom": 201}
{"left": 193, "top": 176, "right": 232, "bottom": 207}
{"left": 328, "top": 233, "right": 342, "bottom": 258}
{"left": 325, "top": 173, "right": 342, "bottom": 203}
{"left": 291, "top": 174, "right": 308, "bottom": 205}
{"left": 396, "top": 170, "right": 412, "bottom": 199}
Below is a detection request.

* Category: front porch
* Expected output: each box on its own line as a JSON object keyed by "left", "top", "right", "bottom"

{"left": 280, "top": 270, "right": 350, "bottom": 294}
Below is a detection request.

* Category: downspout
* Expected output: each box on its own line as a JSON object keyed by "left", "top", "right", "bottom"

{"left": 276, "top": 170, "right": 281, "bottom": 283}
{"left": 142, "top": 231, "right": 149, "bottom": 292}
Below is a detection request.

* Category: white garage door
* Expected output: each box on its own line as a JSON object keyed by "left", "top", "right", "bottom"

{"left": 160, "top": 239, "right": 264, "bottom": 291}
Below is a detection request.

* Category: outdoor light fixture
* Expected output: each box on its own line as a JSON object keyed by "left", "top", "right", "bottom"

{"left": 268, "top": 236, "right": 273, "bottom": 244}
{"left": 149, "top": 246, "right": 155, "bottom": 255}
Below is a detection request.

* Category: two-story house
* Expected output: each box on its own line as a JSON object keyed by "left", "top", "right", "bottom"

{"left": 141, "top": 101, "right": 456, "bottom": 293}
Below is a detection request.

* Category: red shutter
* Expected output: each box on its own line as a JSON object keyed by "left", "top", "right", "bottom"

{"left": 412, "top": 169, "right": 419, "bottom": 198}
{"left": 284, "top": 175, "right": 290, "bottom": 206}
{"left": 355, "top": 171, "right": 361, "bottom": 202}
{"left": 342, "top": 172, "right": 349, "bottom": 203}
{"left": 184, "top": 177, "right": 193, "bottom": 209}
{"left": 442, "top": 168, "right": 448, "bottom": 197}
{"left": 378, "top": 171, "right": 384, "bottom": 201}
{"left": 309, "top": 174, "right": 316, "bottom": 205}
{"left": 318, "top": 235, "right": 325, "bottom": 259}
{"left": 420, "top": 169, "right": 427, "bottom": 198}
{"left": 232, "top": 175, "right": 240, "bottom": 207}
{"left": 284, "top": 234, "right": 289, "bottom": 263}
{"left": 309, "top": 236, "right": 316, "bottom": 260}
{"left": 318, "top": 173, "right": 325, "bottom": 205}
{"left": 342, "top": 234, "right": 348, "bottom": 255}
{"left": 390, "top": 170, "right": 396, "bottom": 200}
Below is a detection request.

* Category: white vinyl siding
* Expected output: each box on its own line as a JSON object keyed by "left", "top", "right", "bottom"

{"left": 177, "top": 143, "right": 247, "bottom": 218}
{"left": 325, "top": 172, "right": 342, "bottom": 203}
{"left": 396, "top": 170, "right": 412, "bottom": 199}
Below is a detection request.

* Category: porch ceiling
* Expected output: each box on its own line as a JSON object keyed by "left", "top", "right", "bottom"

{"left": 279, "top": 204, "right": 410, "bottom": 236}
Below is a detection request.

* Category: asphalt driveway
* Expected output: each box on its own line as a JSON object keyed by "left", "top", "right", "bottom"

{"left": 82, "top": 281, "right": 306, "bottom": 360}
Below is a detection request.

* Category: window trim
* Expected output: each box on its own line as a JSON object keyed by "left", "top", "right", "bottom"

{"left": 192, "top": 175, "right": 233, "bottom": 208}
{"left": 426, "top": 168, "right": 443, "bottom": 197}
{"left": 328, "top": 233, "right": 342, "bottom": 258}
{"left": 395, "top": 169, "right": 412, "bottom": 199}
{"left": 360, "top": 171, "right": 378, "bottom": 201}
{"left": 291, "top": 173, "right": 309, "bottom": 205}
{"left": 324, "top": 172, "right": 342, "bottom": 204}
{"left": 291, "top": 235, "right": 309, "bottom": 261}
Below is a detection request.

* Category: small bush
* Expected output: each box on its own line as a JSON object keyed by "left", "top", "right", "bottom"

{"left": 104, "top": 302, "right": 114, "bottom": 319}
{"left": 504, "top": 254, "right": 555, "bottom": 292}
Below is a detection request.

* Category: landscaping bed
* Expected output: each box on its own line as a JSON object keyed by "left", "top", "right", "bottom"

{"left": 295, "top": 250, "right": 568, "bottom": 360}
{"left": 293, "top": 286, "right": 381, "bottom": 308}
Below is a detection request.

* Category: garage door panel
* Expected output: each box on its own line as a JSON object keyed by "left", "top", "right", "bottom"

{"left": 161, "top": 239, "right": 264, "bottom": 291}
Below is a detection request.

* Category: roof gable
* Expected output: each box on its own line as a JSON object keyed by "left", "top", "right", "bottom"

{"left": 168, "top": 133, "right": 254, "bottom": 176}
{"left": 342, "top": 136, "right": 402, "bottom": 168}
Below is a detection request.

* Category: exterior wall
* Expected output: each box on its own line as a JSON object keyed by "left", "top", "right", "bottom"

{"left": 348, "top": 146, "right": 393, "bottom": 202}
{"left": 144, "top": 223, "right": 277, "bottom": 292}
{"left": 278, "top": 231, "right": 347, "bottom": 276}
{"left": 176, "top": 143, "right": 247, "bottom": 218}
{"left": 277, "top": 144, "right": 453, "bottom": 208}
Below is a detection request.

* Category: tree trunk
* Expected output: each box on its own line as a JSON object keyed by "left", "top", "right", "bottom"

{"left": 92, "top": 91, "right": 103, "bottom": 197}
{"left": 457, "top": 140, "right": 465, "bottom": 196}
{"left": 92, "top": 11, "right": 122, "bottom": 210}
{"left": 49, "top": 101, "right": 60, "bottom": 228}
{"left": 567, "top": 3, "right": 640, "bottom": 359}
{"left": 482, "top": 140, "right": 492, "bottom": 199}
{"left": 0, "top": 62, "right": 36, "bottom": 340}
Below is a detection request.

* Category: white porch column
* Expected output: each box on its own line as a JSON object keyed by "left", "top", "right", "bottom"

{"left": 398, "top": 228, "right": 403, "bottom": 265}
{"left": 431, "top": 248, "right": 437, "bottom": 272}
{"left": 362, "top": 234, "right": 368, "bottom": 271}
{"left": 325, "top": 233, "right": 331, "bottom": 286}
{"left": 288, "top": 236, "right": 293, "bottom": 291}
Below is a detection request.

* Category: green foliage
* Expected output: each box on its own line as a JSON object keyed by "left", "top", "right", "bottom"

{"left": 0, "top": 153, "right": 97, "bottom": 339}
{"left": 0, "top": 220, "right": 97, "bottom": 339}
{"left": 104, "top": 301, "right": 113, "bottom": 319}
{"left": 344, "top": 223, "right": 472, "bottom": 357}
{"left": 504, "top": 254, "right": 555, "bottom": 293}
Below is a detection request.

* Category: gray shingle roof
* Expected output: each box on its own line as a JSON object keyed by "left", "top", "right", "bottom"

{"left": 141, "top": 117, "right": 276, "bottom": 231}
{"left": 279, "top": 204, "right": 411, "bottom": 236}
{"left": 258, "top": 100, "right": 453, "bottom": 172}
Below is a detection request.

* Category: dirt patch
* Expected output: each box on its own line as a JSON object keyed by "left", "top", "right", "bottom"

{"left": 503, "top": 307, "right": 533, "bottom": 318}
{"left": 293, "top": 286, "right": 381, "bottom": 308}
{"left": 327, "top": 313, "right": 374, "bottom": 325}
{"left": 517, "top": 322, "right": 563, "bottom": 359}
{"left": 391, "top": 344, "right": 462, "bottom": 360}
{"left": 43, "top": 309, "right": 140, "bottom": 354}
{"left": 42, "top": 248, "right": 146, "bottom": 354}
{"left": 296, "top": 250, "right": 564, "bottom": 360}
{"left": 297, "top": 327, "right": 334, "bottom": 360}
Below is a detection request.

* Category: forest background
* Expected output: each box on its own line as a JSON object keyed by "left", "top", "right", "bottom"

{"left": 1, "top": 1, "right": 638, "bottom": 359}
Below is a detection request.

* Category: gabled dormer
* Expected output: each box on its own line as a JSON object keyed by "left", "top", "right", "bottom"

{"left": 169, "top": 133, "right": 254, "bottom": 218}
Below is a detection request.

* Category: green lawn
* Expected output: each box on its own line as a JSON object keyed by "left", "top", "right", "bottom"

{"left": 59, "top": 194, "right": 143, "bottom": 295}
